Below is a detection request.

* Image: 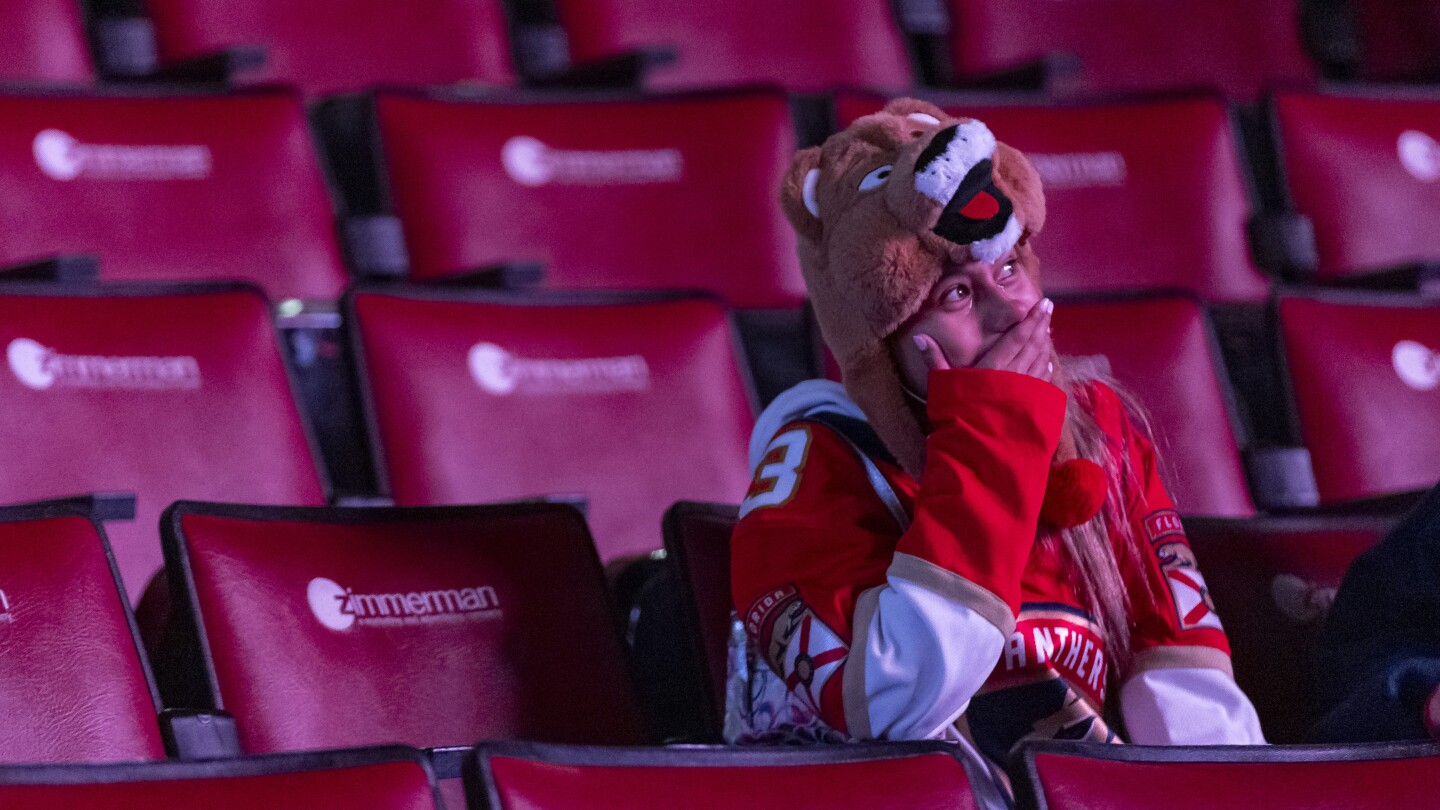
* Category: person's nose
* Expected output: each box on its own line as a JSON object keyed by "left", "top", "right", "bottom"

{"left": 977, "top": 277, "right": 1028, "bottom": 332}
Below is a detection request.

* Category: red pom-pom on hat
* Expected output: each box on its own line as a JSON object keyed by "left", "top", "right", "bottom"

{"left": 1040, "top": 458, "right": 1108, "bottom": 530}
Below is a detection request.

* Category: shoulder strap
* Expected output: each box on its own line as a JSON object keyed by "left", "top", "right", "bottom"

{"left": 803, "top": 411, "right": 911, "bottom": 534}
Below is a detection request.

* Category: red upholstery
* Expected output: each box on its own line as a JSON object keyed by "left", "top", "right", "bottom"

{"left": 0, "top": 0, "right": 92, "bottom": 82}
{"left": 835, "top": 94, "right": 1268, "bottom": 301}
{"left": 942, "top": 0, "right": 1312, "bottom": 99}
{"left": 350, "top": 290, "right": 753, "bottom": 562}
{"left": 550, "top": 0, "right": 911, "bottom": 91}
{"left": 1051, "top": 296, "right": 1255, "bottom": 516}
{"left": 1278, "top": 294, "right": 1440, "bottom": 504}
{"left": 144, "top": 0, "right": 512, "bottom": 94}
{"left": 662, "top": 502, "right": 738, "bottom": 727}
{"left": 0, "top": 748, "right": 439, "bottom": 809}
{"left": 475, "top": 743, "right": 980, "bottom": 810}
{"left": 0, "top": 287, "right": 326, "bottom": 598}
{"left": 1185, "top": 516, "right": 1393, "bottom": 742}
{"left": 1273, "top": 93, "right": 1440, "bottom": 281}
{"left": 0, "top": 509, "right": 164, "bottom": 762}
{"left": 0, "top": 91, "right": 348, "bottom": 302}
{"left": 374, "top": 90, "right": 805, "bottom": 308}
{"left": 1023, "top": 742, "right": 1440, "bottom": 810}
{"left": 168, "top": 502, "right": 646, "bottom": 752}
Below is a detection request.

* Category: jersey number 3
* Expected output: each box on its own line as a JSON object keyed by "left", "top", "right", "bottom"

{"left": 739, "top": 428, "right": 811, "bottom": 518}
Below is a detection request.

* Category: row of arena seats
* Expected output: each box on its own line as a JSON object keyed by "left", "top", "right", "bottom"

{"left": 3, "top": 0, "right": 1437, "bottom": 96}
{"left": 0, "top": 281, "right": 1436, "bottom": 598}
{"left": 0, "top": 87, "right": 1437, "bottom": 302}
{"left": 2, "top": 739, "right": 1439, "bottom": 810}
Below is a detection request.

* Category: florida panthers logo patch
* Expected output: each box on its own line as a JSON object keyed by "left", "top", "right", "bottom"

{"left": 1156, "top": 541, "right": 1224, "bottom": 632}
{"left": 745, "top": 587, "right": 848, "bottom": 716}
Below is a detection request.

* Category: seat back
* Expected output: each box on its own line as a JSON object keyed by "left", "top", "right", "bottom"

{"left": 661, "top": 501, "right": 739, "bottom": 734}
{"left": 470, "top": 742, "right": 983, "bottom": 810}
{"left": 0, "top": 0, "right": 92, "bottom": 82}
{"left": 0, "top": 90, "right": 348, "bottom": 302}
{"left": 549, "top": 0, "right": 911, "bottom": 91}
{"left": 0, "top": 285, "right": 327, "bottom": 597}
{"left": 834, "top": 94, "right": 1268, "bottom": 302}
{"left": 1278, "top": 292, "right": 1440, "bottom": 504}
{"left": 371, "top": 89, "right": 805, "bottom": 308}
{"left": 1184, "top": 515, "right": 1394, "bottom": 743}
{"left": 349, "top": 288, "right": 753, "bottom": 562}
{"left": 0, "top": 746, "right": 440, "bottom": 809}
{"left": 1272, "top": 92, "right": 1440, "bottom": 282}
{"left": 943, "top": 0, "right": 1312, "bottom": 99}
{"left": 0, "top": 502, "right": 164, "bottom": 762}
{"left": 1051, "top": 295, "right": 1255, "bottom": 516}
{"left": 1015, "top": 740, "right": 1440, "bottom": 810}
{"left": 144, "top": 0, "right": 513, "bottom": 94}
{"left": 164, "top": 501, "right": 645, "bottom": 752}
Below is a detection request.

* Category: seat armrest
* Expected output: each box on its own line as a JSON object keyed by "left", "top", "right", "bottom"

{"left": 160, "top": 709, "right": 241, "bottom": 760}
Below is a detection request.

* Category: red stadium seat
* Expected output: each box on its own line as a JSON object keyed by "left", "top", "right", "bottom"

{"left": 0, "top": 90, "right": 348, "bottom": 303}
{"left": 834, "top": 93, "right": 1270, "bottom": 302}
{"left": 547, "top": 0, "right": 912, "bottom": 91}
{"left": 0, "top": 501, "right": 165, "bottom": 762}
{"left": 141, "top": 0, "right": 513, "bottom": 95}
{"left": 469, "top": 741, "right": 984, "bottom": 810}
{"left": 0, "top": 0, "right": 92, "bottom": 82}
{"left": 0, "top": 746, "right": 440, "bottom": 810}
{"left": 1271, "top": 91, "right": 1440, "bottom": 283}
{"left": 939, "top": 0, "right": 1313, "bottom": 99}
{"left": 348, "top": 288, "right": 753, "bottom": 562}
{"left": 364, "top": 89, "right": 805, "bottom": 309}
{"left": 661, "top": 501, "right": 739, "bottom": 738}
{"left": 1277, "top": 291, "right": 1440, "bottom": 505}
{"left": 1051, "top": 295, "right": 1256, "bottom": 517}
{"left": 1014, "top": 739, "right": 1440, "bottom": 810}
{"left": 0, "top": 284, "right": 327, "bottom": 598}
{"left": 156, "top": 500, "right": 646, "bottom": 754}
{"left": 1184, "top": 515, "right": 1395, "bottom": 742}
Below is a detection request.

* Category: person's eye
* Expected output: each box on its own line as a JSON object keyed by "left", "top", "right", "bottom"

{"left": 997, "top": 261, "right": 1017, "bottom": 280}
{"left": 941, "top": 285, "right": 971, "bottom": 306}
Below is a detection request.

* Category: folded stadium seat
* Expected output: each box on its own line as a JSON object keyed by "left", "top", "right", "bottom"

{"left": 0, "top": 0, "right": 93, "bottom": 83}
{"left": 0, "top": 500, "right": 166, "bottom": 762}
{"left": 468, "top": 741, "right": 985, "bottom": 810}
{"left": 1184, "top": 514, "right": 1395, "bottom": 743}
{"left": 1013, "top": 739, "right": 1440, "bottom": 810}
{"left": 933, "top": 0, "right": 1313, "bottom": 99}
{"left": 1050, "top": 295, "right": 1256, "bottom": 516}
{"left": 135, "top": 0, "right": 513, "bottom": 95}
{"left": 0, "top": 284, "right": 328, "bottom": 599}
{"left": 540, "top": 0, "right": 912, "bottom": 90}
{"left": 1276, "top": 291, "right": 1440, "bottom": 506}
{"left": 833, "top": 93, "right": 1271, "bottom": 302}
{"left": 348, "top": 288, "right": 754, "bottom": 563}
{"left": 1267, "top": 91, "right": 1440, "bottom": 285}
{"left": 324, "top": 87, "right": 815, "bottom": 402}
{"left": 0, "top": 746, "right": 440, "bottom": 810}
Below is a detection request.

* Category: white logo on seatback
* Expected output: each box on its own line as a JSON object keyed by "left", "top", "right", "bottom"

{"left": 501, "top": 136, "right": 683, "bottom": 187}
{"left": 306, "top": 577, "right": 501, "bottom": 632}
{"left": 33, "top": 129, "right": 213, "bottom": 182}
{"left": 7, "top": 338, "right": 201, "bottom": 391}
{"left": 468, "top": 342, "right": 650, "bottom": 396}
{"left": 1398, "top": 130, "right": 1440, "bottom": 182}
{"left": 0, "top": 588, "right": 11, "bottom": 625}
{"left": 1393, "top": 340, "right": 1440, "bottom": 391}
{"left": 1027, "top": 151, "right": 1128, "bottom": 189}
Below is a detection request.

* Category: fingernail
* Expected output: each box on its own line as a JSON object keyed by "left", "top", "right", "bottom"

{"left": 913, "top": 335, "right": 926, "bottom": 351}
{"left": 1048, "top": 362, "right": 1054, "bottom": 375}
{"left": 1042, "top": 298, "right": 1054, "bottom": 314}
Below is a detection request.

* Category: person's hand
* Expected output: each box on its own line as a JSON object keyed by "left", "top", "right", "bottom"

{"left": 912, "top": 298, "right": 1054, "bottom": 382}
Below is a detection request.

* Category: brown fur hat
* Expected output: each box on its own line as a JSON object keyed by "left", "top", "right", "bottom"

{"left": 781, "top": 98, "right": 1047, "bottom": 475}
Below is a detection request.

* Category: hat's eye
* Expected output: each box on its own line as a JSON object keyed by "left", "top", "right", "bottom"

{"left": 858, "top": 165, "right": 892, "bottom": 192}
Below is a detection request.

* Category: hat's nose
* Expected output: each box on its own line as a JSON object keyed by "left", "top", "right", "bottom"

{"left": 915, "top": 125, "right": 960, "bottom": 177}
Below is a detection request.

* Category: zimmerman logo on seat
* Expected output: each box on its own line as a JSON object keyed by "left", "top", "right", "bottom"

{"left": 468, "top": 342, "right": 649, "bottom": 396}
{"left": 7, "top": 338, "right": 201, "bottom": 391}
{"left": 1398, "top": 130, "right": 1440, "bottom": 182}
{"left": 33, "top": 129, "right": 213, "bottom": 182}
{"left": 1393, "top": 340, "right": 1440, "bottom": 391}
{"left": 306, "top": 577, "right": 501, "bottom": 631}
{"left": 501, "top": 136, "right": 683, "bottom": 187}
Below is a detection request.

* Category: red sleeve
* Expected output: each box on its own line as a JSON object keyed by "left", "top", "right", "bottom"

{"left": 730, "top": 369, "right": 1066, "bottom": 733}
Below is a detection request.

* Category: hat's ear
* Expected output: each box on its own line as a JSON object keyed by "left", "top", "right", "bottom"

{"left": 994, "top": 142, "right": 1046, "bottom": 237}
{"left": 780, "top": 146, "right": 824, "bottom": 246}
